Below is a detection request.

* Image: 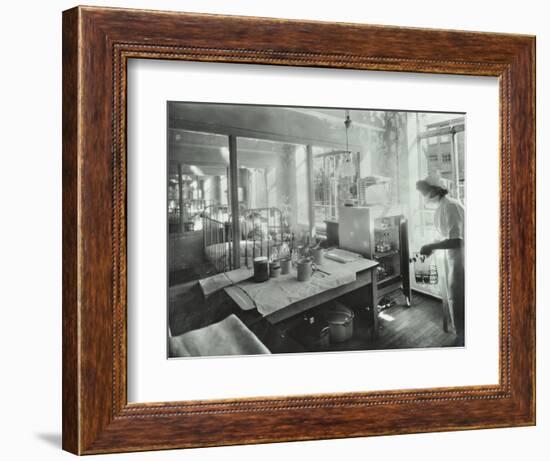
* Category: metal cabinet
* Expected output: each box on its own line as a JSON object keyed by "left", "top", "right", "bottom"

{"left": 337, "top": 205, "right": 412, "bottom": 306}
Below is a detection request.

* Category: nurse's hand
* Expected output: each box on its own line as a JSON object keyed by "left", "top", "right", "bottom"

{"left": 419, "top": 244, "right": 434, "bottom": 257}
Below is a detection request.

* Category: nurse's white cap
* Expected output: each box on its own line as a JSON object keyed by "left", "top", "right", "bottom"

{"left": 422, "top": 171, "right": 444, "bottom": 188}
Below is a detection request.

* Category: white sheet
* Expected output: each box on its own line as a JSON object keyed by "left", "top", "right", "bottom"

{"left": 169, "top": 314, "right": 270, "bottom": 357}
{"left": 199, "top": 267, "right": 253, "bottom": 297}
{"left": 225, "top": 258, "right": 375, "bottom": 317}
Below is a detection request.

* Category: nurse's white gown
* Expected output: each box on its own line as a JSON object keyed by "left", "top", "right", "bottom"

{"left": 433, "top": 195, "right": 465, "bottom": 337}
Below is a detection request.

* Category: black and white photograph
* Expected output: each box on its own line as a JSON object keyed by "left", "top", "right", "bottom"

{"left": 1, "top": 0, "right": 543, "bottom": 458}
{"left": 167, "top": 102, "right": 465, "bottom": 358}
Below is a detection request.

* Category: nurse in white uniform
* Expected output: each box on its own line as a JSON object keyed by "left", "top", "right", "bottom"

{"left": 416, "top": 173, "right": 465, "bottom": 345}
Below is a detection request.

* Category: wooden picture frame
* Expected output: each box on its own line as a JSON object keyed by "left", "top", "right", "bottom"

{"left": 62, "top": 5, "right": 536, "bottom": 455}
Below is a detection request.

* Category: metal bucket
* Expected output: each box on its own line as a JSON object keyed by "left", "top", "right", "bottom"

{"left": 269, "top": 261, "right": 281, "bottom": 278}
{"left": 297, "top": 258, "right": 312, "bottom": 282}
{"left": 253, "top": 256, "right": 269, "bottom": 282}
{"left": 312, "top": 248, "right": 325, "bottom": 265}
{"left": 280, "top": 258, "right": 291, "bottom": 275}
{"left": 326, "top": 303, "right": 355, "bottom": 343}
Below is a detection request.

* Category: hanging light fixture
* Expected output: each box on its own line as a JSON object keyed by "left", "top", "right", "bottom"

{"left": 340, "top": 110, "right": 355, "bottom": 177}
{"left": 344, "top": 110, "right": 352, "bottom": 152}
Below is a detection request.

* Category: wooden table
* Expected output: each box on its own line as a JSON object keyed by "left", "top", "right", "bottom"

{"left": 225, "top": 258, "right": 380, "bottom": 338}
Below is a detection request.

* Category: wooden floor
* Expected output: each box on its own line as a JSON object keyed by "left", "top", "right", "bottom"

{"left": 374, "top": 294, "right": 460, "bottom": 349}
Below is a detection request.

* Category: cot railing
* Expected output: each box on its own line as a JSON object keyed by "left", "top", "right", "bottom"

{"left": 202, "top": 205, "right": 233, "bottom": 273}
{"left": 202, "top": 205, "right": 287, "bottom": 274}
{"left": 241, "top": 207, "right": 286, "bottom": 269}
